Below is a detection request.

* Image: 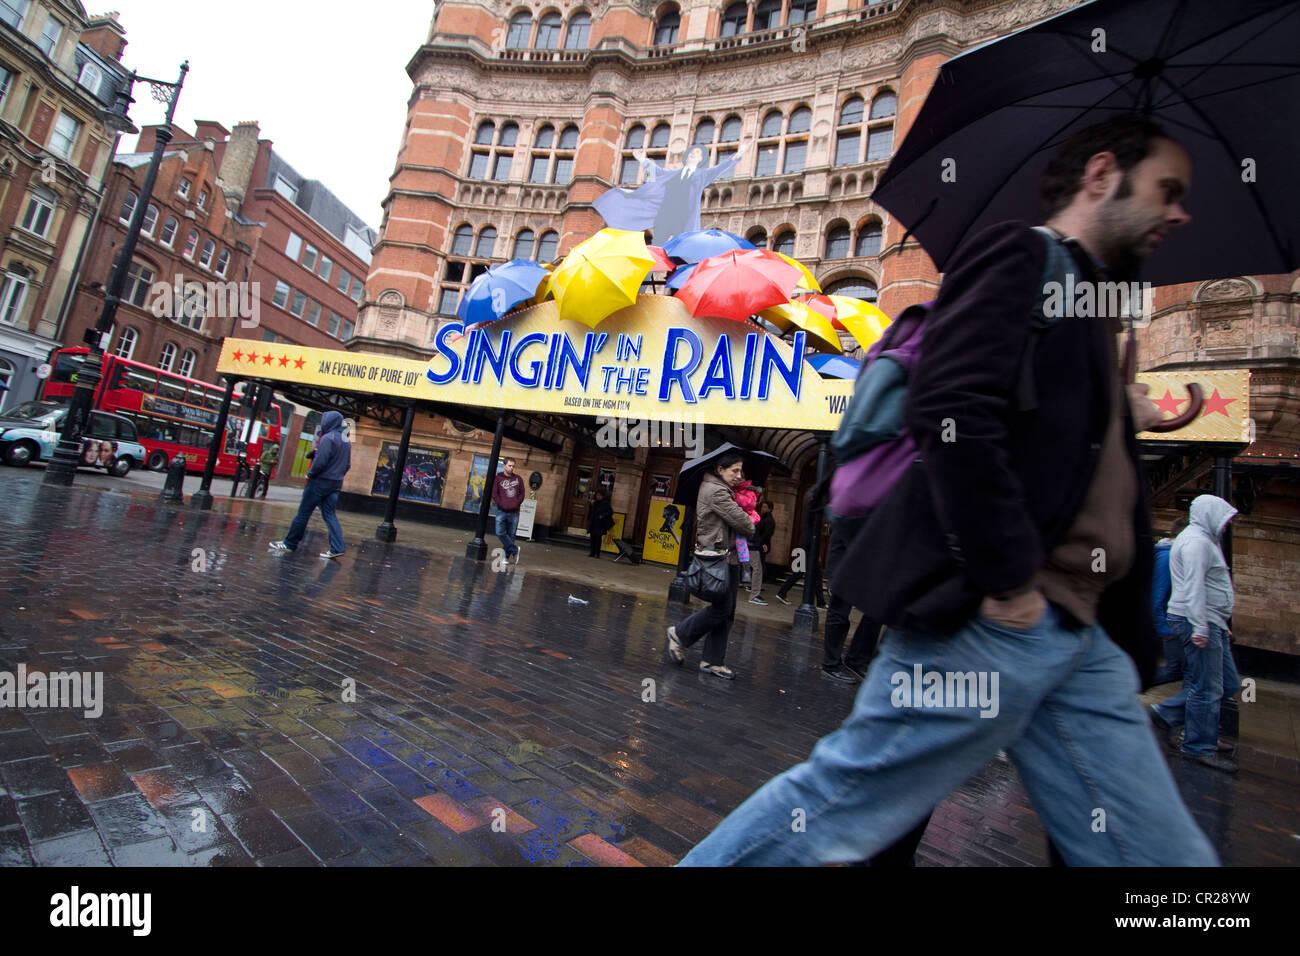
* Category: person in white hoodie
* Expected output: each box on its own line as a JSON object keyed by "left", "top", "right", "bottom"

{"left": 1150, "top": 495, "right": 1240, "bottom": 772}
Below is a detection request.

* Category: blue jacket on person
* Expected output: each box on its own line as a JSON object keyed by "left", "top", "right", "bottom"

{"left": 307, "top": 410, "right": 351, "bottom": 482}
{"left": 1151, "top": 539, "right": 1173, "bottom": 637}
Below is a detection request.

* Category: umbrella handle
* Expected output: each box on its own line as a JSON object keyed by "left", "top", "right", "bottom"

{"left": 1122, "top": 331, "right": 1204, "bottom": 432}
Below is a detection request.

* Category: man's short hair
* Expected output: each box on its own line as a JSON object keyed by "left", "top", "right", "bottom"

{"left": 684, "top": 145, "right": 706, "bottom": 165}
{"left": 1040, "top": 114, "right": 1171, "bottom": 218}
{"left": 504, "top": 457, "right": 516, "bottom": 466}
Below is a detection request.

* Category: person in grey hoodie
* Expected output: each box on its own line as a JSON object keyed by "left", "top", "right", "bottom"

{"left": 270, "top": 410, "right": 351, "bottom": 559}
{"left": 1150, "top": 495, "right": 1240, "bottom": 772}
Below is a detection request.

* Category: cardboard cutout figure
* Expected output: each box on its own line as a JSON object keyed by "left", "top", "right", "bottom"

{"left": 594, "top": 142, "right": 751, "bottom": 243}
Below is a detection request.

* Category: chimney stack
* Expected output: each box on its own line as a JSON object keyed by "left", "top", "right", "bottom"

{"left": 81, "top": 13, "right": 128, "bottom": 61}
{"left": 219, "top": 122, "right": 261, "bottom": 214}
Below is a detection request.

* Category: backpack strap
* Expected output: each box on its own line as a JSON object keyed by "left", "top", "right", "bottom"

{"left": 1015, "top": 226, "right": 1075, "bottom": 411}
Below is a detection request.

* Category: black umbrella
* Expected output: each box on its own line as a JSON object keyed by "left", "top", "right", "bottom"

{"left": 673, "top": 443, "right": 781, "bottom": 506}
{"left": 872, "top": 0, "right": 1300, "bottom": 287}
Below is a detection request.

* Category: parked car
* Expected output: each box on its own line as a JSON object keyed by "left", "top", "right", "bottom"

{"left": 0, "top": 401, "right": 147, "bottom": 477}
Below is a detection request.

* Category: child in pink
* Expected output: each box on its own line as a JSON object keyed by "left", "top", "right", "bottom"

{"left": 734, "top": 481, "right": 766, "bottom": 602}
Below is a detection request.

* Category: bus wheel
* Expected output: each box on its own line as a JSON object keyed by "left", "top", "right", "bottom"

{"left": 147, "top": 451, "right": 168, "bottom": 471}
{"left": 109, "top": 455, "right": 132, "bottom": 478}
{"left": 3, "top": 440, "right": 38, "bottom": 467}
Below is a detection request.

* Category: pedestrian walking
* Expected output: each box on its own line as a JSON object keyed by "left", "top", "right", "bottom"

{"left": 821, "top": 513, "right": 883, "bottom": 683}
{"left": 679, "top": 115, "right": 1217, "bottom": 865}
{"left": 1151, "top": 514, "right": 1190, "bottom": 684}
{"left": 587, "top": 488, "right": 614, "bottom": 558}
{"left": 257, "top": 442, "right": 280, "bottom": 498}
{"left": 754, "top": 500, "right": 775, "bottom": 597}
{"left": 1150, "top": 495, "right": 1240, "bottom": 772}
{"left": 665, "top": 451, "right": 755, "bottom": 679}
{"left": 269, "top": 410, "right": 350, "bottom": 559}
{"left": 734, "top": 481, "right": 767, "bottom": 604}
{"left": 491, "top": 457, "right": 525, "bottom": 564}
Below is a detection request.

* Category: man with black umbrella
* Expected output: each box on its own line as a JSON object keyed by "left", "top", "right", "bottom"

{"left": 679, "top": 115, "right": 1217, "bottom": 866}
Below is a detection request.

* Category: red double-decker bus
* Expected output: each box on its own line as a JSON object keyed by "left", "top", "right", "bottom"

{"left": 41, "top": 347, "right": 281, "bottom": 477}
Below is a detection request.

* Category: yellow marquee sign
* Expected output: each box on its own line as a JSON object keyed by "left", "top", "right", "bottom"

{"left": 1135, "top": 369, "right": 1251, "bottom": 443}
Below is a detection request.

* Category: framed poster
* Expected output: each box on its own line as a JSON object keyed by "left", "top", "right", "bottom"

{"left": 372, "top": 442, "right": 450, "bottom": 505}
{"left": 642, "top": 496, "right": 684, "bottom": 565}
{"left": 463, "top": 453, "right": 491, "bottom": 513}
{"left": 649, "top": 473, "right": 673, "bottom": 497}
{"left": 601, "top": 511, "right": 626, "bottom": 554}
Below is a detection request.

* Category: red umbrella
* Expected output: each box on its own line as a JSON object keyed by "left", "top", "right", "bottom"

{"left": 675, "top": 249, "right": 803, "bottom": 321}
{"left": 645, "top": 245, "right": 676, "bottom": 273}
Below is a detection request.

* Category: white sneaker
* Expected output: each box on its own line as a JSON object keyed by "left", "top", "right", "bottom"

{"left": 512, "top": 546, "right": 520, "bottom": 565}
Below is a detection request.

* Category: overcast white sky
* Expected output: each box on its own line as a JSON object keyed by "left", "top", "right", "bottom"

{"left": 100, "top": 0, "right": 434, "bottom": 229}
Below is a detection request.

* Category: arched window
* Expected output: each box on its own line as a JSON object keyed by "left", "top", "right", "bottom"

{"left": 855, "top": 220, "right": 883, "bottom": 257}
{"left": 621, "top": 125, "right": 646, "bottom": 184}
{"left": 788, "top": 0, "right": 816, "bottom": 24}
{"left": 179, "top": 349, "right": 196, "bottom": 377}
{"left": 788, "top": 107, "right": 812, "bottom": 134}
{"left": 513, "top": 229, "right": 535, "bottom": 259}
{"left": 536, "top": 12, "right": 562, "bottom": 49}
{"left": 840, "top": 96, "right": 864, "bottom": 126}
{"left": 870, "top": 91, "right": 897, "bottom": 119}
{"left": 826, "top": 277, "right": 878, "bottom": 301}
{"left": 746, "top": 227, "right": 768, "bottom": 249}
{"left": 506, "top": 12, "right": 532, "bottom": 48}
{"left": 124, "top": 260, "right": 154, "bottom": 308}
{"left": 113, "top": 327, "right": 137, "bottom": 360}
{"left": 215, "top": 249, "right": 231, "bottom": 276}
{"left": 558, "top": 125, "right": 579, "bottom": 150}
{"left": 625, "top": 125, "right": 646, "bottom": 150}
{"left": 498, "top": 122, "right": 519, "bottom": 147}
{"left": 475, "top": 227, "right": 497, "bottom": 258}
{"left": 474, "top": 121, "right": 495, "bottom": 145}
{"left": 755, "top": 0, "right": 781, "bottom": 31}
{"left": 650, "top": 123, "right": 670, "bottom": 148}
{"left": 721, "top": 2, "right": 747, "bottom": 37}
{"left": 760, "top": 111, "right": 783, "bottom": 138}
{"left": 773, "top": 230, "right": 796, "bottom": 257}
{"left": 451, "top": 224, "right": 474, "bottom": 255}
{"left": 655, "top": 9, "right": 680, "bottom": 45}
{"left": 693, "top": 118, "right": 715, "bottom": 145}
{"left": 825, "top": 224, "right": 850, "bottom": 259}
{"left": 537, "top": 230, "right": 559, "bottom": 262}
{"left": 199, "top": 239, "right": 215, "bottom": 269}
{"left": 783, "top": 108, "right": 811, "bottom": 174}
{"left": 535, "top": 125, "right": 555, "bottom": 149}
{"left": 160, "top": 216, "right": 178, "bottom": 247}
{"left": 836, "top": 96, "right": 864, "bottom": 166}
{"left": 719, "top": 116, "right": 742, "bottom": 143}
{"left": 139, "top": 204, "right": 158, "bottom": 237}
{"left": 159, "top": 342, "right": 177, "bottom": 372}
{"left": 183, "top": 230, "right": 199, "bottom": 259}
{"left": 118, "top": 190, "right": 137, "bottom": 224}
{"left": 565, "top": 12, "right": 591, "bottom": 49}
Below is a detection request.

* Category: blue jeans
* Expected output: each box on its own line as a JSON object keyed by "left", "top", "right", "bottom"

{"left": 495, "top": 509, "right": 519, "bottom": 558}
{"left": 678, "top": 604, "right": 1217, "bottom": 866}
{"left": 1152, "top": 615, "right": 1238, "bottom": 756}
{"left": 284, "top": 478, "right": 344, "bottom": 553}
{"left": 1152, "top": 632, "right": 1185, "bottom": 684}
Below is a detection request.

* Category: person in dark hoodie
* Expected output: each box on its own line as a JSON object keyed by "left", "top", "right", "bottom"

{"left": 1151, "top": 514, "right": 1190, "bottom": 684}
{"left": 679, "top": 115, "right": 1216, "bottom": 866}
{"left": 270, "top": 410, "right": 351, "bottom": 558}
{"left": 587, "top": 488, "right": 615, "bottom": 557}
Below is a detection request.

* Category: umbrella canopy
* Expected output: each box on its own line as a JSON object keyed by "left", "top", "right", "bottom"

{"left": 676, "top": 249, "right": 803, "bottom": 321}
{"left": 870, "top": 0, "right": 1300, "bottom": 286}
{"left": 673, "top": 443, "right": 783, "bottom": 507}
{"left": 645, "top": 245, "right": 677, "bottom": 272}
{"left": 777, "top": 253, "right": 821, "bottom": 292}
{"left": 827, "top": 296, "right": 892, "bottom": 351}
{"left": 807, "top": 354, "right": 863, "bottom": 379}
{"left": 548, "top": 229, "right": 655, "bottom": 327}
{"left": 758, "top": 301, "right": 844, "bottom": 354}
{"left": 455, "top": 259, "right": 550, "bottom": 326}
{"left": 665, "top": 262, "right": 697, "bottom": 291}
{"left": 662, "top": 229, "right": 755, "bottom": 263}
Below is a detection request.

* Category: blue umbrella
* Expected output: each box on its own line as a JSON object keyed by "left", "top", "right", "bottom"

{"left": 455, "top": 259, "right": 549, "bottom": 325}
{"left": 661, "top": 229, "right": 755, "bottom": 264}
{"left": 665, "top": 263, "right": 698, "bottom": 291}
{"left": 807, "top": 353, "right": 862, "bottom": 379}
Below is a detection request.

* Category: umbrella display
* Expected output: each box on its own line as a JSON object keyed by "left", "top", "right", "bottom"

{"left": 758, "top": 301, "right": 844, "bottom": 354}
{"left": 455, "top": 259, "right": 550, "bottom": 326}
{"left": 673, "top": 443, "right": 783, "bottom": 507}
{"left": 807, "top": 354, "right": 863, "bottom": 379}
{"left": 662, "top": 229, "right": 755, "bottom": 264}
{"left": 645, "top": 245, "right": 677, "bottom": 272}
{"left": 665, "top": 263, "right": 697, "bottom": 291}
{"left": 676, "top": 249, "right": 803, "bottom": 321}
{"left": 777, "top": 253, "right": 821, "bottom": 292}
{"left": 547, "top": 229, "right": 655, "bottom": 327}
{"left": 870, "top": 0, "right": 1300, "bottom": 287}
{"left": 826, "top": 296, "right": 892, "bottom": 351}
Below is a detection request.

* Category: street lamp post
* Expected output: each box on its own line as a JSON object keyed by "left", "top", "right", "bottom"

{"left": 43, "top": 62, "right": 189, "bottom": 487}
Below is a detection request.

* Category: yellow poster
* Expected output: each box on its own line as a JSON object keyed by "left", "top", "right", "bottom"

{"left": 1136, "top": 369, "right": 1251, "bottom": 443}
{"left": 601, "top": 512, "right": 626, "bottom": 555}
{"left": 642, "top": 496, "right": 684, "bottom": 565}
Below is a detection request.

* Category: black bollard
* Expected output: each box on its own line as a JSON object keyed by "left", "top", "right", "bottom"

{"left": 159, "top": 453, "right": 187, "bottom": 503}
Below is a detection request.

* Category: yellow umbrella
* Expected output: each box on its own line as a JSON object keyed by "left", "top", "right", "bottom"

{"left": 548, "top": 229, "right": 655, "bottom": 328}
{"left": 827, "top": 296, "right": 892, "bottom": 351}
{"left": 775, "top": 253, "right": 821, "bottom": 292}
{"left": 759, "top": 300, "right": 843, "bottom": 354}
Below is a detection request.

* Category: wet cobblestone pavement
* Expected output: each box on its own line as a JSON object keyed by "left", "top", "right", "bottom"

{"left": 1, "top": 473, "right": 1298, "bottom": 867}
